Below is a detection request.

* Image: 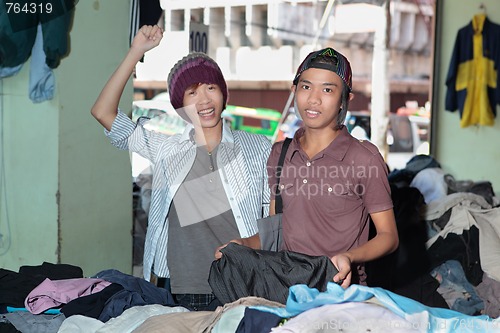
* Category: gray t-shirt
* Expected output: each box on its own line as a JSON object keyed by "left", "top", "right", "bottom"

{"left": 167, "top": 145, "right": 239, "bottom": 294}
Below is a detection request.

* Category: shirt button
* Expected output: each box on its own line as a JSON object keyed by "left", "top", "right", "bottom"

{"left": 328, "top": 187, "right": 333, "bottom": 192}
{"left": 209, "top": 166, "right": 214, "bottom": 171}
{"left": 280, "top": 184, "right": 285, "bottom": 189}
{"left": 303, "top": 179, "right": 308, "bottom": 184}
{"left": 306, "top": 161, "right": 311, "bottom": 167}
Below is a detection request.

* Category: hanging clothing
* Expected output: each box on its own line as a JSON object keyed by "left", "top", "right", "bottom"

{"left": 0, "top": 0, "right": 75, "bottom": 104}
{"left": 129, "top": 0, "right": 163, "bottom": 47}
{"left": 29, "top": 24, "right": 55, "bottom": 103}
{"left": 445, "top": 14, "right": 500, "bottom": 128}
{"left": 0, "top": 1, "right": 37, "bottom": 68}
{"left": 0, "top": 0, "right": 75, "bottom": 69}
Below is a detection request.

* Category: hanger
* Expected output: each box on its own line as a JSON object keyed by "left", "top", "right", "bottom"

{"left": 478, "top": 3, "right": 486, "bottom": 14}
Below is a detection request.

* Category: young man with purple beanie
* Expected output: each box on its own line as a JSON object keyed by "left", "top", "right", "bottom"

{"left": 91, "top": 25, "right": 271, "bottom": 310}
{"left": 216, "top": 47, "right": 399, "bottom": 287}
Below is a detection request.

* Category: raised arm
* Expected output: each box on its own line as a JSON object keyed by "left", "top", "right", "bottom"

{"left": 91, "top": 25, "right": 163, "bottom": 130}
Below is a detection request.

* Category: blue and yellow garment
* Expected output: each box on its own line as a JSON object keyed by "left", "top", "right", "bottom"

{"left": 445, "top": 15, "right": 500, "bottom": 128}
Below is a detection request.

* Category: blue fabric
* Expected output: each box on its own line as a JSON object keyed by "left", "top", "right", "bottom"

{"left": 431, "top": 260, "right": 484, "bottom": 315}
{"left": 29, "top": 24, "right": 54, "bottom": 103}
{"left": 0, "top": 65, "right": 22, "bottom": 78}
{"left": 235, "top": 307, "right": 282, "bottom": 333}
{"left": 92, "top": 269, "right": 175, "bottom": 322}
{"left": 6, "top": 307, "right": 60, "bottom": 315}
{"left": 252, "top": 283, "right": 500, "bottom": 333}
{"left": 0, "top": 24, "right": 54, "bottom": 102}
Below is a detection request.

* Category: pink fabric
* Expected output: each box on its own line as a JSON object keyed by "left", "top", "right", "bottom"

{"left": 25, "top": 278, "right": 111, "bottom": 314}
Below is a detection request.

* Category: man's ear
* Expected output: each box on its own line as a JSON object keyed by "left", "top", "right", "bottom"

{"left": 291, "top": 85, "right": 296, "bottom": 93}
{"left": 348, "top": 92, "right": 355, "bottom": 102}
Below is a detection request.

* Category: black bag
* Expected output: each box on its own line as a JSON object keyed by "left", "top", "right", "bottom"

{"left": 257, "top": 214, "right": 282, "bottom": 252}
{"left": 209, "top": 243, "right": 339, "bottom": 305}
{"left": 257, "top": 138, "right": 292, "bottom": 251}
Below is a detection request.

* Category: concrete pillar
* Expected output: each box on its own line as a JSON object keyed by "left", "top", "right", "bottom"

{"left": 0, "top": 0, "right": 133, "bottom": 276}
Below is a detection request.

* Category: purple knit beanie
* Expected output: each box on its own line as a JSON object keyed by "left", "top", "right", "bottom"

{"left": 167, "top": 52, "right": 228, "bottom": 110}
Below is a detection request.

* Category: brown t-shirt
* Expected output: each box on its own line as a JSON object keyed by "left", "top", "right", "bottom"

{"left": 267, "top": 127, "right": 393, "bottom": 283}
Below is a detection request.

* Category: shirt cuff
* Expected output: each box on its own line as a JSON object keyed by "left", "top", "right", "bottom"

{"left": 104, "top": 109, "right": 136, "bottom": 143}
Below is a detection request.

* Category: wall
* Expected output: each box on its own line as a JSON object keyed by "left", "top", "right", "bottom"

{"left": 433, "top": 0, "right": 500, "bottom": 195}
{"left": 0, "top": 0, "right": 133, "bottom": 276}
{"left": 0, "top": 64, "right": 59, "bottom": 267}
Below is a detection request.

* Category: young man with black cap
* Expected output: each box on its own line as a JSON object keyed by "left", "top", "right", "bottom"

{"left": 216, "top": 47, "right": 399, "bottom": 288}
{"left": 91, "top": 25, "right": 271, "bottom": 310}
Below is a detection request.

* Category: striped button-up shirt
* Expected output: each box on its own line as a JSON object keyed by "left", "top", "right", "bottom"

{"left": 105, "top": 110, "right": 271, "bottom": 280}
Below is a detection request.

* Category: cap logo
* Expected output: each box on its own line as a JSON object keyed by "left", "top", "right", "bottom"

{"left": 316, "top": 48, "right": 339, "bottom": 72}
{"left": 319, "top": 48, "right": 334, "bottom": 57}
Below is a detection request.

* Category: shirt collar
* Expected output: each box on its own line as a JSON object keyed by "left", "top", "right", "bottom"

{"left": 472, "top": 14, "right": 486, "bottom": 34}
{"left": 179, "top": 118, "right": 234, "bottom": 145}
{"left": 289, "top": 126, "right": 352, "bottom": 161}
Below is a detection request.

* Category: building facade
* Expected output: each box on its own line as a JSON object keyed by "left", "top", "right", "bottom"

{"left": 136, "top": 0, "right": 434, "bottom": 113}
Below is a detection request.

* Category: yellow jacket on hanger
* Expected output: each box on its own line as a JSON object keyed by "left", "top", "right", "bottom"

{"left": 445, "top": 14, "right": 500, "bottom": 128}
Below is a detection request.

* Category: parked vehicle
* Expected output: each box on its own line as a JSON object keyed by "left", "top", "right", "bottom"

{"left": 223, "top": 105, "right": 281, "bottom": 140}
{"left": 275, "top": 108, "right": 430, "bottom": 170}
{"left": 347, "top": 111, "right": 430, "bottom": 170}
{"left": 132, "top": 99, "right": 186, "bottom": 136}
{"left": 130, "top": 97, "right": 282, "bottom": 176}
{"left": 273, "top": 107, "right": 302, "bottom": 142}
{"left": 132, "top": 95, "right": 430, "bottom": 172}
{"left": 132, "top": 94, "right": 281, "bottom": 140}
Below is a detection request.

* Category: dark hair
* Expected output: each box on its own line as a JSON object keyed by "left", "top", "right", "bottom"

{"left": 338, "top": 81, "right": 350, "bottom": 128}
{"left": 312, "top": 54, "right": 339, "bottom": 68}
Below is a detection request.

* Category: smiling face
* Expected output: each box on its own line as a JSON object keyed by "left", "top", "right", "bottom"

{"left": 182, "top": 83, "right": 224, "bottom": 131}
{"left": 293, "top": 68, "right": 345, "bottom": 132}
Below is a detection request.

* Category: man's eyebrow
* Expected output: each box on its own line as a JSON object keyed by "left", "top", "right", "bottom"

{"left": 300, "top": 79, "right": 337, "bottom": 86}
{"left": 321, "top": 82, "right": 337, "bottom": 86}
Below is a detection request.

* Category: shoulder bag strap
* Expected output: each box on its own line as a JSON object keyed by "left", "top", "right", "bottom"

{"left": 274, "top": 138, "right": 292, "bottom": 214}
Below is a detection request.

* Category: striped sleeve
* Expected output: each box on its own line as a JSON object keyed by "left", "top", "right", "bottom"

{"left": 104, "top": 109, "right": 169, "bottom": 164}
